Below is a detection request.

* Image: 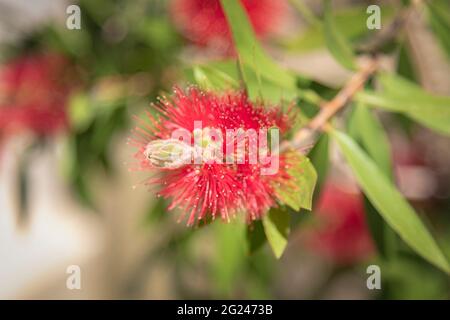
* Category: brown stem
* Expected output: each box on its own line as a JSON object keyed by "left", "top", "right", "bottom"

{"left": 283, "top": 58, "right": 379, "bottom": 152}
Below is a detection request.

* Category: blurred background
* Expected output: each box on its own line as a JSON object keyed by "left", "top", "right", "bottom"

{"left": 0, "top": 0, "right": 449, "bottom": 299}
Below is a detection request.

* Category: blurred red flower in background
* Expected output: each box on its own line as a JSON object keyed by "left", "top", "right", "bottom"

{"left": 305, "top": 182, "right": 375, "bottom": 265}
{"left": 130, "top": 86, "right": 299, "bottom": 226}
{"left": 0, "top": 52, "right": 75, "bottom": 139}
{"left": 170, "top": 0, "right": 287, "bottom": 53}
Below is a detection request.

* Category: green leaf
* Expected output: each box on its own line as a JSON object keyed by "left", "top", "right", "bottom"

{"left": 427, "top": 0, "right": 450, "bottom": 59}
{"left": 331, "top": 130, "right": 450, "bottom": 274}
{"left": 307, "top": 134, "right": 329, "bottom": 198}
{"left": 191, "top": 65, "right": 239, "bottom": 91}
{"left": 288, "top": 0, "right": 321, "bottom": 27}
{"left": 347, "top": 104, "right": 397, "bottom": 259}
{"left": 348, "top": 102, "right": 392, "bottom": 179}
{"left": 189, "top": 60, "right": 298, "bottom": 103}
{"left": 363, "top": 196, "right": 397, "bottom": 260}
{"left": 212, "top": 221, "right": 246, "bottom": 295}
{"left": 397, "top": 42, "right": 418, "bottom": 81}
{"left": 262, "top": 207, "right": 290, "bottom": 258}
{"left": 68, "top": 92, "right": 93, "bottom": 132}
{"left": 272, "top": 151, "right": 317, "bottom": 211}
{"left": 192, "top": 66, "right": 214, "bottom": 90}
{"left": 16, "top": 146, "right": 32, "bottom": 226}
{"left": 355, "top": 90, "right": 450, "bottom": 135}
{"left": 356, "top": 73, "right": 450, "bottom": 135}
{"left": 246, "top": 220, "right": 267, "bottom": 254}
{"left": 377, "top": 72, "right": 443, "bottom": 99}
{"left": 283, "top": 5, "right": 394, "bottom": 53}
{"left": 380, "top": 254, "right": 450, "bottom": 299}
{"left": 323, "top": 0, "right": 356, "bottom": 70}
{"left": 220, "top": 0, "right": 298, "bottom": 99}
{"left": 73, "top": 173, "right": 96, "bottom": 209}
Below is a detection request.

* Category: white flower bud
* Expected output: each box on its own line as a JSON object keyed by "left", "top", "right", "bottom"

{"left": 144, "top": 139, "right": 194, "bottom": 169}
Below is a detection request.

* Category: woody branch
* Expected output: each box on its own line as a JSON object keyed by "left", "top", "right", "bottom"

{"left": 283, "top": 58, "right": 379, "bottom": 152}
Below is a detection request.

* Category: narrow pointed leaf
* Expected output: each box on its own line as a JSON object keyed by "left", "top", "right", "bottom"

{"left": 331, "top": 130, "right": 450, "bottom": 273}
{"left": 220, "top": 0, "right": 298, "bottom": 101}
{"left": 347, "top": 105, "right": 397, "bottom": 258}
{"left": 323, "top": 0, "right": 356, "bottom": 70}
{"left": 356, "top": 73, "right": 450, "bottom": 135}
{"left": 307, "top": 134, "right": 329, "bottom": 198}
{"left": 262, "top": 207, "right": 290, "bottom": 258}
{"left": 348, "top": 102, "right": 392, "bottom": 179}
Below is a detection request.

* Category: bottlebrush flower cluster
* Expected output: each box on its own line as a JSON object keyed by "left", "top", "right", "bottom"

{"left": 130, "top": 86, "right": 301, "bottom": 226}
{"left": 170, "top": 0, "right": 287, "bottom": 52}
{"left": 0, "top": 52, "right": 74, "bottom": 139}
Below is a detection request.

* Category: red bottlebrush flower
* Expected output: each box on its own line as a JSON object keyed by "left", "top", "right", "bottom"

{"left": 0, "top": 52, "right": 74, "bottom": 138}
{"left": 130, "top": 86, "right": 297, "bottom": 226}
{"left": 305, "top": 182, "right": 375, "bottom": 265}
{"left": 170, "top": 0, "right": 287, "bottom": 52}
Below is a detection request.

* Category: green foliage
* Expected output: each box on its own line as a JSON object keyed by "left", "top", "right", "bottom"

{"left": 332, "top": 130, "right": 450, "bottom": 274}
{"left": 348, "top": 102, "right": 392, "bottom": 178}
{"left": 15, "top": 142, "right": 43, "bottom": 226}
{"left": 273, "top": 151, "right": 317, "bottom": 212}
{"left": 220, "top": 0, "right": 299, "bottom": 103}
{"left": 188, "top": 60, "right": 299, "bottom": 104}
{"left": 212, "top": 222, "right": 246, "bottom": 296}
{"left": 427, "top": 0, "right": 450, "bottom": 60}
{"left": 288, "top": 0, "right": 321, "bottom": 27}
{"left": 4, "top": 0, "right": 448, "bottom": 300}
{"left": 262, "top": 207, "right": 290, "bottom": 258}
{"left": 323, "top": 0, "right": 356, "bottom": 70}
{"left": 397, "top": 42, "right": 418, "bottom": 82}
{"left": 357, "top": 73, "right": 450, "bottom": 135}
{"left": 283, "top": 5, "right": 394, "bottom": 53}
{"left": 246, "top": 220, "right": 267, "bottom": 255}
{"left": 307, "top": 134, "right": 329, "bottom": 199}
{"left": 381, "top": 255, "right": 450, "bottom": 299}
{"left": 68, "top": 92, "right": 94, "bottom": 132}
{"left": 191, "top": 65, "right": 239, "bottom": 91}
{"left": 347, "top": 103, "right": 398, "bottom": 259}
